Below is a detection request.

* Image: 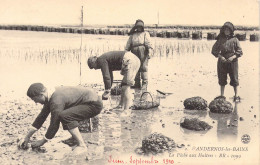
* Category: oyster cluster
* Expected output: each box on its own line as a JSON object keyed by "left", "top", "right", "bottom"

{"left": 183, "top": 96, "right": 208, "bottom": 110}
{"left": 209, "top": 98, "right": 233, "bottom": 114}
{"left": 180, "top": 117, "right": 212, "bottom": 131}
{"left": 140, "top": 132, "right": 175, "bottom": 154}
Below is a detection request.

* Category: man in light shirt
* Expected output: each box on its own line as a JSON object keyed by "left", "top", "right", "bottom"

{"left": 88, "top": 51, "right": 140, "bottom": 116}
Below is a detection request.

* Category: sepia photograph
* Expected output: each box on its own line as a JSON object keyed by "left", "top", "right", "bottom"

{"left": 0, "top": 0, "right": 259, "bottom": 164}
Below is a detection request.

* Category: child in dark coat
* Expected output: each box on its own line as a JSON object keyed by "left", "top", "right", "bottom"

{"left": 211, "top": 22, "right": 243, "bottom": 102}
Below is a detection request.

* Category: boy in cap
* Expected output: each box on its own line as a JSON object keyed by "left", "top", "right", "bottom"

{"left": 211, "top": 22, "right": 243, "bottom": 102}
{"left": 18, "top": 83, "right": 103, "bottom": 154}
{"left": 88, "top": 51, "right": 140, "bottom": 116}
{"left": 125, "top": 19, "right": 153, "bottom": 90}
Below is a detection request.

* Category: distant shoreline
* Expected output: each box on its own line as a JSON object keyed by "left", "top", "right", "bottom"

{"left": 0, "top": 24, "right": 259, "bottom": 41}
{"left": 0, "top": 24, "right": 259, "bottom": 31}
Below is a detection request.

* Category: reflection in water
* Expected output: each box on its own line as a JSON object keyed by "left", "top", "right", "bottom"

{"left": 129, "top": 111, "right": 153, "bottom": 149}
{"left": 89, "top": 98, "right": 155, "bottom": 157}
{"left": 183, "top": 109, "right": 208, "bottom": 118}
{"left": 120, "top": 117, "right": 132, "bottom": 153}
{"left": 209, "top": 102, "right": 238, "bottom": 142}
{"left": 101, "top": 113, "right": 122, "bottom": 151}
{"left": 180, "top": 109, "right": 209, "bottom": 135}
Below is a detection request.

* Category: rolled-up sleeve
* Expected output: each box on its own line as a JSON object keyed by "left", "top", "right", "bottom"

{"left": 45, "top": 99, "right": 65, "bottom": 139}
{"left": 32, "top": 104, "right": 50, "bottom": 129}
{"left": 234, "top": 38, "right": 243, "bottom": 58}
{"left": 144, "top": 32, "right": 153, "bottom": 49}
{"left": 125, "top": 35, "right": 132, "bottom": 51}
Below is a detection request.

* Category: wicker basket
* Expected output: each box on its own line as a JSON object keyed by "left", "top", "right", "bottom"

{"left": 132, "top": 92, "right": 160, "bottom": 110}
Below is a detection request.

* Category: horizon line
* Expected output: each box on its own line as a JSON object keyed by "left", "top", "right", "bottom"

{"left": 0, "top": 23, "right": 258, "bottom": 28}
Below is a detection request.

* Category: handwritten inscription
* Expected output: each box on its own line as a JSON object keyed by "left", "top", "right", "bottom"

{"left": 108, "top": 155, "right": 125, "bottom": 164}
{"left": 107, "top": 155, "right": 174, "bottom": 164}
{"left": 129, "top": 156, "right": 159, "bottom": 164}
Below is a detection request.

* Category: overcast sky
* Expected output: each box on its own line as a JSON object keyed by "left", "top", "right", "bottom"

{"left": 0, "top": 0, "right": 259, "bottom": 26}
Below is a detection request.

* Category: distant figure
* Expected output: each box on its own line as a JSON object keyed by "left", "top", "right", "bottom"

{"left": 88, "top": 51, "right": 140, "bottom": 116}
{"left": 125, "top": 19, "right": 153, "bottom": 90}
{"left": 18, "top": 83, "right": 103, "bottom": 154}
{"left": 211, "top": 22, "right": 243, "bottom": 102}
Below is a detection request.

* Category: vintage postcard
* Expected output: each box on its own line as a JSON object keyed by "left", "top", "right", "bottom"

{"left": 0, "top": 0, "right": 259, "bottom": 164}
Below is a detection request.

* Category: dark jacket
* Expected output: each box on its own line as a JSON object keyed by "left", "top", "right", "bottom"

{"left": 32, "top": 86, "right": 100, "bottom": 139}
{"left": 96, "top": 51, "right": 125, "bottom": 90}
{"left": 212, "top": 22, "right": 243, "bottom": 60}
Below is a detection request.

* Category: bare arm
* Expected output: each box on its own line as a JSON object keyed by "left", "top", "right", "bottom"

{"left": 19, "top": 104, "right": 50, "bottom": 149}
{"left": 24, "top": 127, "right": 37, "bottom": 140}
{"left": 18, "top": 126, "right": 38, "bottom": 149}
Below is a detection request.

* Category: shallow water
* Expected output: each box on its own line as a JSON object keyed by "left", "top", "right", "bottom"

{"left": 0, "top": 30, "right": 259, "bottom": 164}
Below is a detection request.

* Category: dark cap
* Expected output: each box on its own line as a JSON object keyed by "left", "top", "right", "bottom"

{"left": 27, "top": 83, "right": 46, "bottom": 98}
{"left": 87, "top": 56, "right": 97, "bottom": 69}
{"left": 135, "top": 19, "right": 144, "bottom": 28}
{"left": 222, "top": 22, "right": 235, "bottom": 33}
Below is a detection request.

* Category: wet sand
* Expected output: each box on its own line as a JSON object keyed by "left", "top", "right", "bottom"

{"left": 0, "top": 30, "right": 259, "bottom": 164}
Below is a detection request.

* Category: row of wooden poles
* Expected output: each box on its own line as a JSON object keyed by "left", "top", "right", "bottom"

{"left": 155, "top": 31, "right": 259, "bottom": 41}
{"left": 0, "top": 25, "right": 259, "bottom": 41}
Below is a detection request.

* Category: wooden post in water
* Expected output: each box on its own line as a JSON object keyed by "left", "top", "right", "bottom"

{"left": 79, "top": 6, "right": 83, "bottom": 84}
{"left": 157, "top": 10, "right": 159, "bottom": 25}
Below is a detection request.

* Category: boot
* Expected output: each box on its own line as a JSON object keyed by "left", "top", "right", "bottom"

{"left": 141, "top": 72, "right": 148, "bottom": 91}
{"left": 131, "top": 72, "right": 141, "bottom": 89}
